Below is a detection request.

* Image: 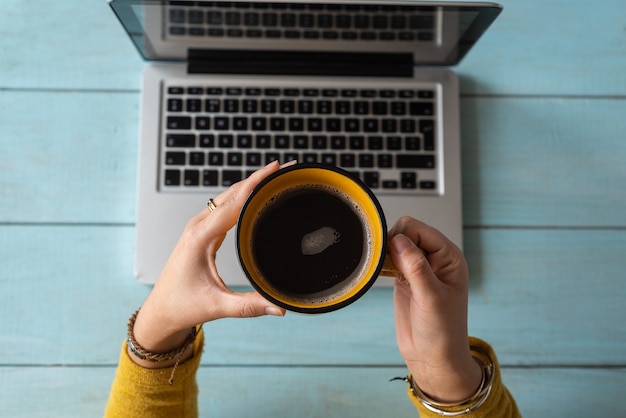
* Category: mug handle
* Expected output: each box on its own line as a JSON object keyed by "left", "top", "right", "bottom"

{"left": 380, "top": 253, "right": 399, "bottom": 277}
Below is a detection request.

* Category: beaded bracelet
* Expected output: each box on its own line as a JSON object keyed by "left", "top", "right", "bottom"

{"left": 394, "top": 344, "right": 495, "bottom": 416}
{"left": 127, "top": 308, "right": 201, "bottom": 384}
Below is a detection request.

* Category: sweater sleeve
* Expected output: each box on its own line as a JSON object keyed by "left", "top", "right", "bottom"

{"left": 410, "top": 337, "right": 521, "bottom": 418}
{"left": 104, "top": 329, "right": 204, "bottom": 418}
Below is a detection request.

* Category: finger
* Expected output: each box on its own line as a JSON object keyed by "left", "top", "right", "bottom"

{"left": 220, "top": 291, "right": 286, "bottom": 319}
{"left": 393, "top": 275, "right": 416, "bottom": 355}
{"left": 388, "top": 216, "right": 459, "bottom": 256}
{"left": 389, "top": 233, "right": 440, "bottom": 298}
{"left": 192, "top": 161, "right": 282, "bottom": 241}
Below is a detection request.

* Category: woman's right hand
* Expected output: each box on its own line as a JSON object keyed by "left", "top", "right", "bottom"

{"left": 388, "top": 217, "right": 481, "bottom": 403}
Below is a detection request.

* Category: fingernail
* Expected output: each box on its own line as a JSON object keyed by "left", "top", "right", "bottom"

{"left": 264, "top": 160, "right": 279, "bottom": 168}
{"left": 265, "top": 306, "right": 285, "bottom": 317}
{"left": 391, "top": 234, "right": 413, "bottom": 254}
{"left": 280, "top": 160, "right": 298, "bottom": 169}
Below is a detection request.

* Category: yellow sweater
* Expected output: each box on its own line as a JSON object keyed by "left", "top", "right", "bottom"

{"left": 104, "top": 331, "right": 519, "bottom": 417}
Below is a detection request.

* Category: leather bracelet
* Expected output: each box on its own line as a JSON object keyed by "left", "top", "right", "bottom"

{"left": 127, "top": 308, "right": 201, "bottom": 384}
{"left": 400, "top": 344, "right": 495, "bottom": 416}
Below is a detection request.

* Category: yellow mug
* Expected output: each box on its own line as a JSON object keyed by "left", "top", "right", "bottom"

{"left": 237, "top": 163, "right": 396, "bottom": 314}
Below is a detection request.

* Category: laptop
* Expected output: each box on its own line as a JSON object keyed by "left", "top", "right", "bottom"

{"left": 109, "top": 0, "right": 502, "bottom": 285}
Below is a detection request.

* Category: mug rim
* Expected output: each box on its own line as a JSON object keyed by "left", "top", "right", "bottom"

{"left": 236, "top": 163, "right": 388, "bottom": 314}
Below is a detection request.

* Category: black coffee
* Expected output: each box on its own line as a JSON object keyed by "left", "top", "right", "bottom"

{"left": 251, "top": 185, "right": 369, "bottom": 301}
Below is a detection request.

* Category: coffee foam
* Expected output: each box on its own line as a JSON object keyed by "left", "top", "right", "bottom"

{"left": 250, "top": 183, "right": 375, "bottom": 306}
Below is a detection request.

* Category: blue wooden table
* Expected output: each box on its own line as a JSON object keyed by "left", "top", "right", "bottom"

{"left": 1, "top": 1, "right": 626, "bottom": 416}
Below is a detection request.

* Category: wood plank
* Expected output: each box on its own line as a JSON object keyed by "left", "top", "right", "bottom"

{"left": 0, "top": 366, "right": 624, "bottom": 418}
{"left": 461, "top": 97, "right": 626, "bottom": 227}
{"left": 2, "top": 225, "right": 625, "bottom": 366}
{"left": 2, "top": 0, "right": 625, "bottom": 96}
{"left": 0, "top": 90, "right": 139, "bottom": 224}
{"left": 2, "top": 91, "right": 625, "bottom": 227}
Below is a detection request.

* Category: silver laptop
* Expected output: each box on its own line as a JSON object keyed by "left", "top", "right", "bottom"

{"left": 109, "top": 0, "right": 501, "bottom": 285}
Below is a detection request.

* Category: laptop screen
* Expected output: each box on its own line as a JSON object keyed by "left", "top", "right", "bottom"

{"left": 110, "top": 0, "right": 501, "bottom": 66}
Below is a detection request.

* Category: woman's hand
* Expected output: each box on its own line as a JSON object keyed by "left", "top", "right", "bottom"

{"left": 130, "top": 161, "right": 289, "bottom": 368}
{"left": 388, "top": 217, "right": 481, "bottom": 403}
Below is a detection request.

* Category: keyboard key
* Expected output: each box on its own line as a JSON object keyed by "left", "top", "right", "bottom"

{"left": 288, "top": 117, "right": 304, "bottom": 131}
{"left": 243, "top": 99, "right": 258, "bottom": 113}
{"left": 349, "top": 136, "right": 365, "bottom": 150}
{"left": 308, "top": 118, "right": 323, "bottom": 131}
{"left": 224, "top": 99, "right": 239, "bottom": 112}
{"left": 387, "top": 136, "right": 402, "bottom": 150}
{"left": 165, "top": 152, "right": 185, "bottom": 165}
{"left": 373, "top": 102, "right": 388, "bottom": 115}
{"left": 167, "top": 98, "right": 183, "bottom": 112}
{"left": 363, "top": 119, "right": 378, "bottom": 132}
{"left": 184, "top": 170, "right": 200, "bottom": 186}
{"left": 401, "top": 172, "right": 417, "bottom": 189}
{"left": 405, "top": 136, "right": 420, "bottom": 150}
{"left": 218, "top": 134, "right": 234, "bottom": 148}
{"left": 280, "top": 100, "right": 295, "bottom": 113}
{"left": 222, "top": 170, "right": 242, "bottom": 186}
{"left": 168, "top": 86, "right": 184, "bottom": 95}
{"left": 270, "top": 117, "right": 286, "bottom": 131}
{"left": 246, "top": 152, "right": 262, "bottom": 166}
{"left": 265, "top": 152, "right": 280, "bottom": 164}
{"left": 206, "top": 99, "right": 220, "bottom": 112}
{"left": 397, "top": 154, "right": 435, "bottom": 169}
{"left": 354, "top": 101, "right": 369, "bottom": 115}
{"left": 237, "top": 134, "right": 253, "bottom": 148}
{"left": 383, "top": 180, "right": 398, "bottom": 189}
{"left": 208, "top": 152, "right": 224, "bottom": 166}
{"left": 321, "top": 153, "right": 336, "bottom": 165}
{"left": 359, "top": 154, "right": 375, "bottom": 168}
{"left": 302, "top": 153, "right": 317, "bottom": 163}
{"left": 166, "top": 134, "right": 195, "bottom": 147}
{"left": 340, "top": 153, "right": 356, "bottom": 167}
{"left": 165, "top": 169, "right": 181, "bottom": 186}
{"left": 200, "top": 134, "right": 215, "bottom": 148}
{"left": 345, "top": 118, "right": 360, "bottom": 132}
{"left": 368, "top": 136, "right": 383, "bottom": 150}
{"left": 294, "top": 135, "right": 309, "bottom": 149}
{"left": 378, "top": 154, "right": 393, "bottom": 168}
{"left": 312, "top": 136, "right": 328, "bottom": 149}
{"left": 214, "top": 117, "right": 229, "bottom": 130}
{"left": 363, "top": 171, "right": 379, "bottom": 188}
{"left": 195, "top": 117, "right": 211, "bottom": 130}
{"left": 227, "top": 152, "right": 243, "bottom": 166}
{"left": 189, "top": 152, "right": 205, "bottom": 166}
{"left": 256, "top": 134, "right": 271, "bottom": 148}
{"left": 419, "top": 119, "right": 435, "bottom": 150}
{"left": 410, "top": 102, "right": 434, "bottom": 116}
{"left": 233, "top": 117, "right": 248, "bottom": 130}
{"left": 382, "top": 119, "right": 398, "bottom": 133}
{"left": 420, "top": 180, "right": 436, "bottom": 189}
{"left": 275, "top": 135, "right": 290, "bottom": 148}
{"left": 326, "top": 118, "right": 341, "bottom": 132}
{"left": 331, "top": 136, "right": 346, "bottom": 149}
{"left": 298, "top": 100, "right": 314, "bottom": 114}
{"left": 167, "top": 116, "right": 192, "bottom": 130}
{"left": 283, "top": 152, "right": 299, "bottom": 163}
{"left": 251, "top": 117, "right": 267, "bottom": 130}
{"left": 401, "top": 119, "right": 416, "bottom": 133}
{"left": 203, "top": 170, "right": 218, "bottom": 186}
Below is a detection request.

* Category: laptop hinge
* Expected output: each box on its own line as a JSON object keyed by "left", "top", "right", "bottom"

{"left": 187, "top": 49, "right": 413, "bottom": 77}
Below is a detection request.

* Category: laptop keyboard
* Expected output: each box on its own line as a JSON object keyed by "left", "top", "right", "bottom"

{"left": 166, "top": 2, "right": 436, "bottom": 43}
{"left": 161, "top": 79, "right": 440, "bottom": 195}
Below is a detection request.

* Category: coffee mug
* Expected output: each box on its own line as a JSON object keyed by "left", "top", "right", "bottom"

{"left": 237, "top": 163, "right": 397, "bottom": 314}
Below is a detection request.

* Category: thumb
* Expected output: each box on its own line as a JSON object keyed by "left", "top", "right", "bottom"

{"left": 389, "top": 234, "right": 438, "bottom": 295}
{"left": 222, "top": 291, "right": 286, "bottom": 319}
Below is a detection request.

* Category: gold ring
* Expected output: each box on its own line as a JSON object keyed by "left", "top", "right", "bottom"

{"left": 206, "top": 198, "right": 217, "bottom": 212}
